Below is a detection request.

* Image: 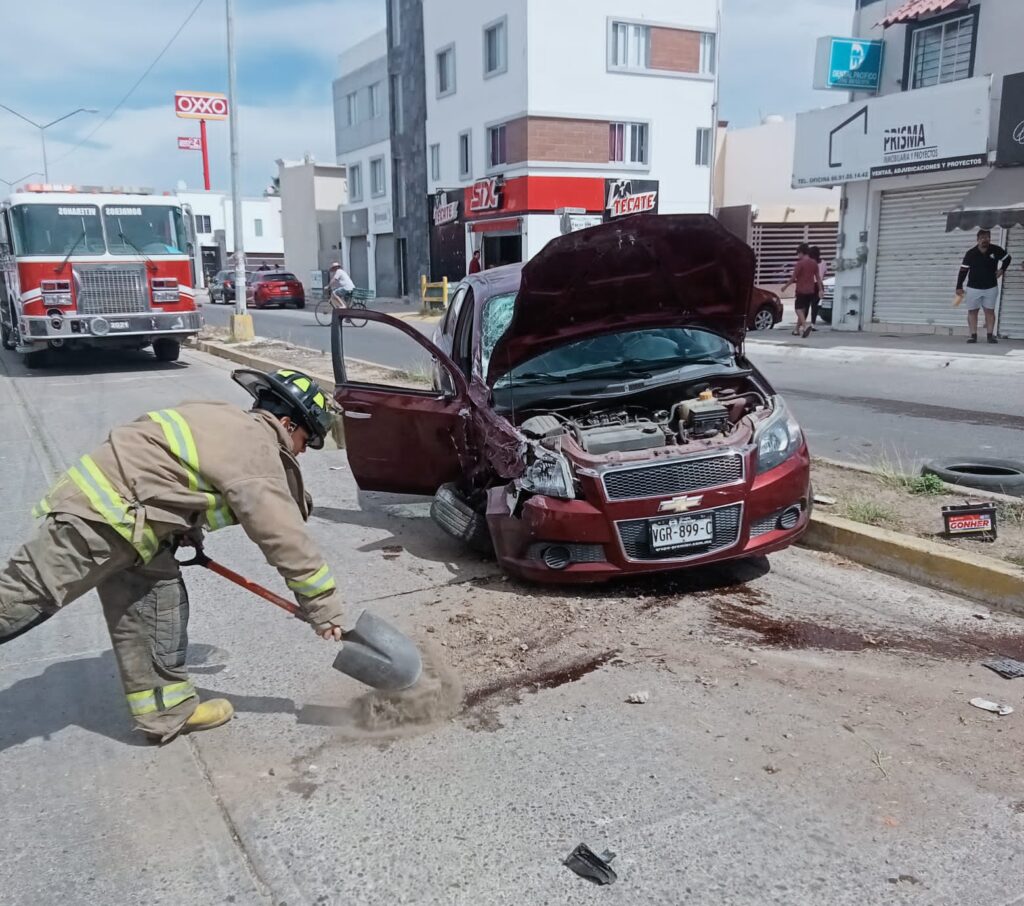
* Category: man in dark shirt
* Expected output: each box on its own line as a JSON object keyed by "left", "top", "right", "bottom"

{"left": 955, "top": 229, "right": 1012, "bottom": 344}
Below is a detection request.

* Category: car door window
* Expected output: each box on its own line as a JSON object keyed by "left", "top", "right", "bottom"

{"left": 480, "top": 292, "right": 517, "bottom": 378}
{"left": 442, "top": 285, "right": 468, "bottom": 338}
{"left": 452, "top": 289, "right": 476, "bottom": 377}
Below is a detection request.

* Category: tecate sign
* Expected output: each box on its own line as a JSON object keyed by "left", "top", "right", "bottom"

{"left": 178, "top": 136, "right": 202, "bottom": 151}
{"left": 433, "top": 193, "right": 460, "bottom": 226}
{"left": 175, "top": 91, "right": 229, "bottom": 121}
{"left": 604, "top": 179, "right": 660, "bottom": 220}
{"left": 792, "top": 77, "right": 990, "bottom": 187}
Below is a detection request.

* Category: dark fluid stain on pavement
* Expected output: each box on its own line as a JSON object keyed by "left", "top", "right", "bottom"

{"left": 714, "top": 603, "right": 1024, "bottom": 660}
{"left": 780, "top": 387, "right": 1024, "bottom": 431}
{"left": 286, "top": 780, "right": 319, "bottom": 800}
{"left": 463, "top": 650, "right": 620, "bottom": 710}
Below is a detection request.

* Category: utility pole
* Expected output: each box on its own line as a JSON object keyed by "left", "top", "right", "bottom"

{"left": 226, "top": 0, "right": 253, "bottom": 340}
{"left": 707, "top": 0, "right": 722, "bottom": 217}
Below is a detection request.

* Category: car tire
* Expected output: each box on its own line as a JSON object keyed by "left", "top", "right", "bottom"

{"left": 153, "top": 339, "right": 181, "bottom": 363}
{"left": 922, "top": 458, "right": 1024, "bottom": 497}
{"left": 1, "top": 323, "right": 13, "bottom": 351}
{"left": 752, "top": 306, "right": 776, "bottom": 331}
{"left": 818, "top": 306, "right": 833, "bottom": 326}
{"left": 294, "top": 299, "right": 306, "bottom": 309}
{"left": 431, "top": 483, "right": 493, "bottom": 554}
{"left": 24, "top": 349, "right": 49, "bottom": 369}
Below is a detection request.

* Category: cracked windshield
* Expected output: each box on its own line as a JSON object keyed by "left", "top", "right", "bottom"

{"left": 3, "top": 0, "right": 1024, "bottom": 903}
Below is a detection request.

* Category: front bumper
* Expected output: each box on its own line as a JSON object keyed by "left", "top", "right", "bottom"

{"left": 21, "top": 310, "right": 202, "bottom": 345}
{"left": 486, "top": 445, "right": 812, "bottom": 585}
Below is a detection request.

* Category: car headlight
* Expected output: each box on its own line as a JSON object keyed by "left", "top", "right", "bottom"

{"left": 519, "top": 450, "right": 575, "bottom": 499}
{"left": 755, "top": 401, "right": 803, "bottom": 474}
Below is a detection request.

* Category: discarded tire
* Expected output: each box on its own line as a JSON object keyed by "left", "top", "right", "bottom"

{"left": 431, "top": 483, "right": 494, "bottom": 554}
{"left": 922, "top": 458, "right": 1024, "bottom": 497}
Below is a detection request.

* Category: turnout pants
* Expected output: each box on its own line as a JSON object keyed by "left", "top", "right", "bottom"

{"left": 0, "top": 513, "right": 199, "bottom": 740}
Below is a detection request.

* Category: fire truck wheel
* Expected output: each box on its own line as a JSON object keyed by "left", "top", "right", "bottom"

{"left": 153, "top": 339, "right": 181, "bottom": 363}
{"left": 1, "top": 325, "right": 14, "bottom": 351}
{"left": 24, "top": 349, "right": 50, "bottom": 369}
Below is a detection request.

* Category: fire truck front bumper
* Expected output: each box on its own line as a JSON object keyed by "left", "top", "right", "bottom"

{"left": 20, "top": 311, "right": 202, "bottom": 347}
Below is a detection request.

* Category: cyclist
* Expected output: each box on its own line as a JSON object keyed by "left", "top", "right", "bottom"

{"left": 328, "top": 262, "right": 355, "bottom": 305}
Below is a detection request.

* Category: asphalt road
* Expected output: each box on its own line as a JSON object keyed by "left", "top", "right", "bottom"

{"left": 202, "top": 300, "right": 1024, "bottom": 468}
{"left": 4, "top": 343, "right": 1024, "bottom": 904}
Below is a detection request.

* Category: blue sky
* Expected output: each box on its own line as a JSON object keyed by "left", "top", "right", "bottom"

{"left": 0, "top": 0, "right": 853, "bottom": 195}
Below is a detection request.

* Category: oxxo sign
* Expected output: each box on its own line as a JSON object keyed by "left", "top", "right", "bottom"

{"left": 174, "top": 91, "right": 229, "bottom": 121}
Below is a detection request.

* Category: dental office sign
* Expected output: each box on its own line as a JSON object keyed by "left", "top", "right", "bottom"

{"left": 813, "top": 37, "right": 884, "bottom": 92}
{"left": 792, "top": 77, "right": 991, "bottom": 187}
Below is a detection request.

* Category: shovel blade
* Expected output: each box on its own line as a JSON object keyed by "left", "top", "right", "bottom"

{"left": 332, "top": 610, "right": 423, "bottom": 691}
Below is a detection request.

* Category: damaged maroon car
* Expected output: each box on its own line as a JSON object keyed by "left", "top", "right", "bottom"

{"left": 331, "top": 215, "right": 811, "bottom": 584}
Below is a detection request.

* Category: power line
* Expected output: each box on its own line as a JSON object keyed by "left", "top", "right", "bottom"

{"left": 54, "top": 0, "right": 208, "bottom": 164}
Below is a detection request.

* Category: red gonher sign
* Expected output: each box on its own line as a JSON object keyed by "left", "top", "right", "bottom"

{"left": 175, "top": 91, "right": 229, "bottom": 121}
{"left": 178, "top": 136, "right": 202, "bottom": 151}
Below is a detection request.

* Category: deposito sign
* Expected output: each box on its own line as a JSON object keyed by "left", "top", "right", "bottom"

{"left": 174, "top": 90, "right": 229, "bottom": 120}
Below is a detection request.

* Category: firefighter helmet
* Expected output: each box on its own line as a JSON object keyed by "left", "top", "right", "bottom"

{"left": 232, "top": 368, "right": 334, "bottom": 449}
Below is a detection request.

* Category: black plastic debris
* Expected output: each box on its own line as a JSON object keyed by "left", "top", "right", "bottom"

{"left": 982, "top": 657, "right": 1024, "bottom": 680}
{"left": 564, "top": 843, "right": 618, "bottom": 886}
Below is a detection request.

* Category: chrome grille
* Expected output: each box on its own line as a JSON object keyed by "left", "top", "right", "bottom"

{"left": 603, "top": 453, "right": 744, "bottom": 501}
{"left": 74, "top": 265, "right": 150, "bottom": 315}
{"left": 617, "top": 504, "right": 743, "bottom": 562}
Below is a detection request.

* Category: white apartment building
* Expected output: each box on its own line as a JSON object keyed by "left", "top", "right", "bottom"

{"left": 177, "top": 192, "right": 283, "bottom": 287}
{"left": 421, "top": 0, "right": 718, "bottom": 279}
{"left": 794, "top": 0, "right": 1024, "bottom": 337}
{"left": 333, "top": 31, "right": 398, "bottom": 295}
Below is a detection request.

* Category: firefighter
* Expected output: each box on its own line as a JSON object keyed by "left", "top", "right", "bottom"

{"left": 0, "top": 368, "right": 345, "bottom": 743}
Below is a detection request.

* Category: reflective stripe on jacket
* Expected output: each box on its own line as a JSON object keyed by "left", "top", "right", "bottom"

{"left": 34, "top": 401, "right": 343, "bottom": 626}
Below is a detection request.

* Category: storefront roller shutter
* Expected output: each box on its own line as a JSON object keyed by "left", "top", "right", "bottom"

{"left": 872, "top": 182, "right": 978, "bottom": 327}
{"left": 999, "top": 227, "right": 1024, "bottom": 339}
{"left": 751, "top": 223, "right": 838, "bottom": 285}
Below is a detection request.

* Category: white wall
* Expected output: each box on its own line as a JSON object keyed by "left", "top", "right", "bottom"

{"left": 718, "top": 120, "right": 840, "bottom": 218}
{"left": 526, "top": 0, "right": 716, "bottom": 213}
{"left": 424, "top": 0, "right": 529, "bottom": 191}
{"left": 339, "top": 137, "right": 393, "bottom": 212}
{"left": 277, "top": 160, "right": 347, "bottom": 290}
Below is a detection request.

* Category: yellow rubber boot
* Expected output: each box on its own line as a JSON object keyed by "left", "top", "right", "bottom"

{"left": 183, "top": 698, "right": 235, "bottom": 734}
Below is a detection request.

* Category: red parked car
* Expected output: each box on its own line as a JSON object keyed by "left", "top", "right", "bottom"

{"left": 246, "top": 271, "right": 306, "bottom": 309}
{"left": 749, "top": 286, "right": 783, "bottom": 331}
{"left": 331, "top": 215, "right": 811, "bottom": 584}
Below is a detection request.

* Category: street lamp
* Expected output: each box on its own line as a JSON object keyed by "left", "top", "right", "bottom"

{"left": 0, "top": 171, "right": 43, "bottom": 190}
{"left": 0, "top": 105, "right": 99, "bottom": 183}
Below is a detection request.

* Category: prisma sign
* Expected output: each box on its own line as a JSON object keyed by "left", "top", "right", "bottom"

{"left": 174, "top": 91, "right": 229, "bottom": 120}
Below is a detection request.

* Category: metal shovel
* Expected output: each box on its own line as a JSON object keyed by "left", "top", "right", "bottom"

{"left": 179, "top": 547, "right": 422, "bottom": 691}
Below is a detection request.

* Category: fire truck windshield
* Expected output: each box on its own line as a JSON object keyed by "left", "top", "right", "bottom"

{"left": 103, "top": 205, "right": 187, "bottom": 256}
{"left": 10, "top": 204, "right": 106, "bottom": 257}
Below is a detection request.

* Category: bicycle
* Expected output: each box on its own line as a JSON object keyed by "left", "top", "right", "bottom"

{"left": 315, "top": 288, "right": 370, "bottom": 328}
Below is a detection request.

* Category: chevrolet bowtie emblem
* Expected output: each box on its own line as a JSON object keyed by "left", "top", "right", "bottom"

{"left": 658, "top": 495, "right": 704, "bottom": 514}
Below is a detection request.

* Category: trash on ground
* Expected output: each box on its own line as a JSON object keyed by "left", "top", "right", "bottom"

{"left": 982, "top": 657, "right": 1024, "bottom": 680}
{"left": 969, "top": 697, "right": 1013, "bottom": 716}
{"left": 942, "top": 502, "right": 997, "bottom": 541}
{"left": 564, "top": 843, "right": 618, "bottom": 886}
{"left": 382, "top": 545, "right": 403, "bottom": 560}
{"left": 626, "top": 690, "right": 650, "bottom": 704}
{"left": 813, "top": 493, "right": 837, "bottom": 506}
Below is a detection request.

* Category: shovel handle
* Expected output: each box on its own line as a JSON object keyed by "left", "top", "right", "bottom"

{"left": 202, "top": 559, "right": 306, "bottom": 621}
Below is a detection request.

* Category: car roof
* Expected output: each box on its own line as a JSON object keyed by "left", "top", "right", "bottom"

{"left": 461, "top": 262, "right": 524, "bottom": 305}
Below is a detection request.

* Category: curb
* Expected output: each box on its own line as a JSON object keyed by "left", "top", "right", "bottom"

{"left": 802, "top": 512, "right": 1024, "bottom": 617}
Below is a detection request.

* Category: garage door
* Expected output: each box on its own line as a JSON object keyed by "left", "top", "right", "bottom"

{"left": 998, "top": 227, "right": 1024, "bottom": 339}
{"left": 750, "top": 223, "right": 838, "bottom": 285}
{"left": 374, "top": 234, "right": 399, "bottom": 297}
{"left": 872, "top": 182, "right": 978, "bottom": 328}
{"left": 348, "top": 237, "right": 369, "bottom": 288}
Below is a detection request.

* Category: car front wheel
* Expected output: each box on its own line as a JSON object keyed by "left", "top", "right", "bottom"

{"left": 752, "top": 305, "right": 776, "bottom": 331}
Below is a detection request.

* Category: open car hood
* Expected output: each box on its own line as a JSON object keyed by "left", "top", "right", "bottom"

{"left": 486, "top": 214, "right": 754, "bottom": 385}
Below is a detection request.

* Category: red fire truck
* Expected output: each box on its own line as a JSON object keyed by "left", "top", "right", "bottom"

{"left": 0, "top": 186, "right": 202, "bottom": 367}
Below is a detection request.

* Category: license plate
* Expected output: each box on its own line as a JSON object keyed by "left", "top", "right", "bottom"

{"left": 110, "top": 320, "right": 130, "bottom": 330}
{"left": 649, "top": 514, "right": 714, "bottom": 552}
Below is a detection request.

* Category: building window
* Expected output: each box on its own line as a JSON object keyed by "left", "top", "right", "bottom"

{"left": 610, "top": 21, "right": 650, "bottom": 70}
{"left": 695, "top": 127, "right": 712, "bottom": 166}
{"left": 908, "top": 13, "right": 975, "bottom": 89}
{"left": 254, "top": 218, "right": 264, "bottom": 238}
{"left": 484, "top": 17, "right": 508, "bottom": 77}
{"left": 389, "top": 0, "right": 401, "bottom": 47}
{"left": 349, "top": 163, "right": 363, "bottom": 202}
{"left": 369, "top": 81, "right": 383, "bottom": 118}
{"left": 390, "top": 74, "right": 403, "bottom": 133}
{"left": 370, "top": 157, "right": 386, "bottom": 197}
{"left": 459, "top": 130, "right": 472, "bottom": 179}
{"left": 488, "top": 125, "right": 507, "bottom": 167}
{"left": 195, "top": 214, "right": 212, "bottom": 234}
{"left": 430, "top": 144, "right": 441, "bottom": 181}
{"left": 609, "top": 121, "right": 649, "bottom": 165}
{"left": 436, "top": 45, "right": 456, "bottom": 97}
{"left": 394, "top": 157, "right": 406, "bottom": 218}
{"left": 345, "top": 91, "right": 358, "bottom": 126}
{"left": 700, "top": 32, "right": 716, "bottom": 75}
